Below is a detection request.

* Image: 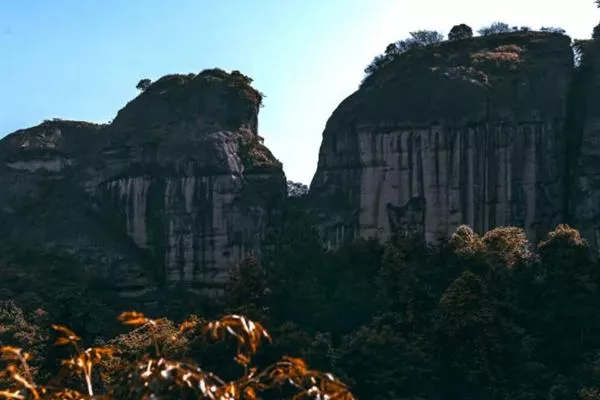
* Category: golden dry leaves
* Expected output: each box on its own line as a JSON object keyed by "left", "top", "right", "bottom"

{"left": 117, "top": 311, "right": 152, "bottom": 327}
{"left": 471, "top": 48, "right": 521, "bottom": 65}
{"left": 0, "top": 347, "right": 28, "bottom": 363}
{"left": 0, "top": 312, "right": 356, "bottom": 400}
{"left": 50, "top": 325, "right": 80, "bottom": 342}
{"left": 0, "top": 389, "right": 26, "bottom": 400}
{"left": 61, "top": 347, "right": 113, "bottom": 371}
{"left": 51, "top": 325, "right": 81, "bottom": 347}
{"left": 203, "top": 314, "right": 271, "bottom": 367}
{"left": 0, "top": 364, "right": 39, "bottom": 399}
{"left": 258, "top": 356, "right": 355, "bottom": 400}
{"left": 177, "top": 318, "right": 199, "bottom": 335}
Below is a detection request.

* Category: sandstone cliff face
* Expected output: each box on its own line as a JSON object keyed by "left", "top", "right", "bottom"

{"left": 570, "top": 41, "right": 600, "bottom": 253}
{"left": 309, "top": 32, "right": 573, "bottom": 248}
{"left": 0, "top": 69, "right": 285, "bottom": 297}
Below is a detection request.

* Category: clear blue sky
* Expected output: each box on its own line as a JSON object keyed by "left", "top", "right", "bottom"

{"left": 1, "top": 0, "right": 598, "bottom": 184}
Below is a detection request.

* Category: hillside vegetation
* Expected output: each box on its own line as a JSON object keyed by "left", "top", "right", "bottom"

{"left": 362, "top": 21, "right": 572, "bottom": 86}
{"left": 5, "top": 7, "right": 600, "bottom": 400}
{"left": 4, "top": 212, "right": 600, "bottom": 398}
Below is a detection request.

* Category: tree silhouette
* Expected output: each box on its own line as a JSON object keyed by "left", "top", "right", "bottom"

{"left": 448, "top": 24, "right": 473, "bottom": 41}
{"left": 135, "top": 78, "right": 152, "bottom": 91}
{"left": 477, "top": 22, "right": 511, "bottom": 36}
{"left": 286, "top": 180, "right": 309, "bottom": 197}
{"left": 363, "top": 30, "right": 444, "bottom": 78}
{"left": 540, "top": 26, "right": 566, "bottom": 34}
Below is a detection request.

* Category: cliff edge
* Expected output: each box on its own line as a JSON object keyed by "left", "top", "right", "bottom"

{"left": 309, "top": 31, "right": 573, "bottom": 248}
{"left": 0, "top": 69, "right": 286, "bottom": 298}
{"left": 570, "top": 39, "right": 600, "bottom": 251}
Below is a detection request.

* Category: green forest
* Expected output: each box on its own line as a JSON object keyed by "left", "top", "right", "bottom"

{"left": 3, "top": 195, "right": 600, "bottom": 399}
{"left": 4, "top": 3, "right": 600, "bottom": 399}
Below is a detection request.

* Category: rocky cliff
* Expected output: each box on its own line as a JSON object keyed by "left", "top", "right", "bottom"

{"left": 309, "top": 31, "right": 574, "bottom": 248}
{"left": 570, "top": 39, "right": 600, "bottom": 252}
{"left": 0, "top": 69, "right": 286, "bottom": 298}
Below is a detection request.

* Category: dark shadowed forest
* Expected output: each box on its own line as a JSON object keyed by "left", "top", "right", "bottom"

{"left": 5, "top": 7, "right": 600, "bottom": 399}
{"left": 3, "top": 194, "right": 600, "bottom": 399}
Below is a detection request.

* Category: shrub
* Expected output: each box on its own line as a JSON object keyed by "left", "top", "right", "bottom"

{"left": 0, "top": 311, "right": 355, "bottom": 399}
{"left": 594, "top": 23, "right": 600, "bottom": 40}
{"left": 135, "top": 79, "right": 152, "bottom": 91}
{"left": 573, "top": 39, "right": 593, "bottom": 67}
{"left": 364, "top": 54, "right": 394, "bottom": 75}
{"left": 287, "top": 181, "right": 309, "bottom": 198}
{"left": 471, "top": 44, "right": 522, "bottom": 67}
{"left": 540, "top": 26, "right": 566, "bottom": 34}
{"left": 0, "top": 301, "right": 49, "bottom": 383}
{"left": 407, "top": 30, "right": 445, "bottom": 46}
{"left": 494, "top": 44, "right": 522, "bottom": 53}
{"left": 449, "top": 225, "right": 483, "bottom": 255}
{"left": 363, "top": 30, "right": 445, "bottom": 78}
{"left": 481, "top": 226, "right": 530, "bottom": 268}
{"left": 236, "top": 130, "right": 279, "bottom": 170}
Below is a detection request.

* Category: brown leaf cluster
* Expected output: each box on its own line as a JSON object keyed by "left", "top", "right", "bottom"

{"left": 450, "top": 225, "right": 531, "bottom": 268}
{"left": 471, "top": 44, "right": 522, "bottom": 66}
{"left": 202, "top": 314, "right": 271, "bottom": 367}
{"left": 0, "top": 311, "right": 355, "bottom": 400}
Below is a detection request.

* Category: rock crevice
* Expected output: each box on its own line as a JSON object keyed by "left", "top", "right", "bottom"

{"left": 0, "top": 69, "right": 285, "bottom": 297}
{"left": 309, "top": 32, "right": 573, "bottom": 248}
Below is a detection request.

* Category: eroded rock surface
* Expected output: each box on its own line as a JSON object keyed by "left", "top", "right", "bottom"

{"left": 309, "top": 32, "right": 573, "bottom": 248}
{"left": 570, "top": 40, "right": 600, "bottom": 253}
{"left": 0, "top": 70, "right": 286, "bottom": 297}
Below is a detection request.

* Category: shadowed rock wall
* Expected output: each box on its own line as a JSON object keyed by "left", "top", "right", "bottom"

{"left": 0, "top": 70, "right": 286, "bottom": 297}
{"left": 309, "top": 32, "right": 573, "bottom": 248}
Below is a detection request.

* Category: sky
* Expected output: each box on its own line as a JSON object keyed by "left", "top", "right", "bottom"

{"left": 1, "top": 1, "right": 599, "bottom": 185}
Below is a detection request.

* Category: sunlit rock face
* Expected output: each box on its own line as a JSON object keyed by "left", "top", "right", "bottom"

{"left": 309, "top": 32, "right": 573, "bottom": 248}
{"left": 0, "top": 70, "right": 286, "bottom": 297}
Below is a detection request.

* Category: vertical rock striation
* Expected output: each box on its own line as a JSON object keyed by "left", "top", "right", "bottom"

{"left": 570, "top": 40, "right": 600, "bottom": 253}
{"left": 0, "top": 69, "right": 286, "bottom": 297}
{"left": 309, "top": 32, "right": 573, "bottom": 248}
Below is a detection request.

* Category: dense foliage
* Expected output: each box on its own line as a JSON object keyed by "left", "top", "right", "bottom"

{"left": 2, "top": 7, "right": 600, "bottom": 397}
{"left": 5, "top": 208, "right": 600, "bottom": 398}
{"left": 226, "top": 218, "right": 600, "bottom": 400}
{"left": 0, "top": 311, "right": 354, "bottom": 399}
{"left": 448, "top": 24, "right": 473, "bottom": 41}
{"left": 286, "top": 181, "right": 308, "bottom": 198}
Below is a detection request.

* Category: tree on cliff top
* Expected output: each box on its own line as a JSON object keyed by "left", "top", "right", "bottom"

{"left": 287, "top": 180, "right": 309, "bottom": 197}
{"left": 477, "top": 22, "right": 511, "bottom": 36}
{"left": 540, "top": 26, "right": 566, "bottom": 34}
{"left": 364, "top": 30, "right": 444, "bottom": 76}
{"left": 380, "top": 30, "right": 444, "bottom": 58}
{"left": 448, "top": 24, "right": 473, "bottom": 41}
{"left": 135, "top": 78, "right": 152, "bottom": 91}
{"left": 407, "top": 30, "right": 445, "bottom": 46}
